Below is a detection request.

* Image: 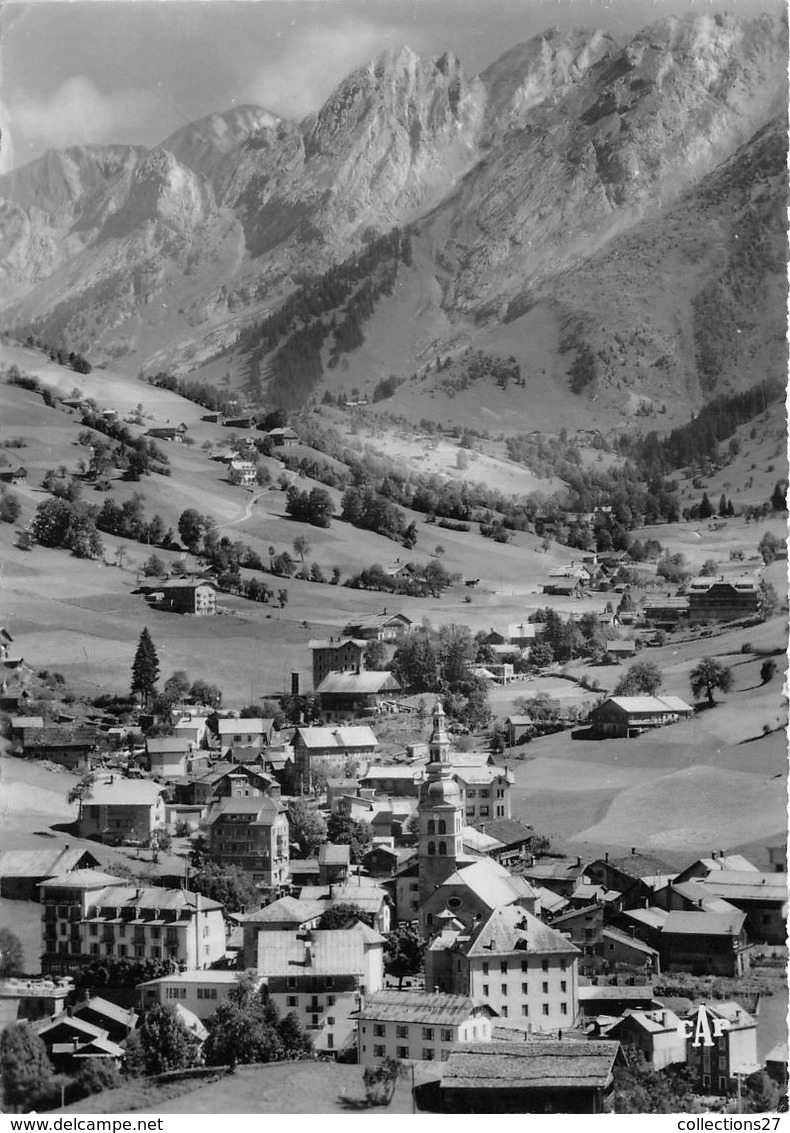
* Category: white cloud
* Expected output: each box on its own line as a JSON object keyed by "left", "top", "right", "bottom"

{"left": 7, "top": 75, "right": 159, "bottom": 158}
{"left": 247, "top": 16, "right": 429, "bottom": 120}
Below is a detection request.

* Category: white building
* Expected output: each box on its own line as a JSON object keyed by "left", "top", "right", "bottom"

{"left": 139, "top": 970, "right": 265, "bottom": 1021}
{"left": 353, "top": 990, "right": 494, "bottom": 1065}
{"left": 40, "top": 871, "right": 225, "bottom": 976}
{"left": 256, "top": 924, "right": 385, "bottom": 1056}
{"left": 451, "top": 764, "right": 513, "bottom": 823}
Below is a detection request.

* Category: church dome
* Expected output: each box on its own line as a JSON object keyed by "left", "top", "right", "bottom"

{"left": 421, "top": 776, "right": 462, "bottom": 807}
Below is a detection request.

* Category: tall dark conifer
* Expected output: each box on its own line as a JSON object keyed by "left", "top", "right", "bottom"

{"left": 131, "top": 627, "right": 160, "bottom": 708}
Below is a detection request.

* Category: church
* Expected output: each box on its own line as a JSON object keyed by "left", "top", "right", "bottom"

{"left": 416, "top": 701, "right": 581, "bottom": 1032}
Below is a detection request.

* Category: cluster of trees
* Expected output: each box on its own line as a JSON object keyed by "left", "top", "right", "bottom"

{"left": 285, "top": 485, "right": 335, "bottom": 528}
{"left": 80, "top": 412, "right": 170, "bottom": 479}
{"left": 371, "top": 374, "right": 406, "bottom": 402}
{"left": 22, "top": 335, "right": 92, "bottom": 373}
{"left": 391, "top": 624, "right": 491, "bottom": 728}
{"left": 97, "top": 493, "right": 173, "bottom": 546}
{"left": 147, "top": 372, "right": 237, "bottom": 416}
{"left": 0, "top": 486, "right": 21, "bottom": 524}
{"left": 345, "top": 559, "right": 454, "bottom": 598}
{"left": 341, "top": 485, "right": 417, "bottom": 546}
{"left": 202, "top": 974, "right": 311, "bottom": 1068}
{"left": 30, "top": 496, "right": 104, "bottom": 559}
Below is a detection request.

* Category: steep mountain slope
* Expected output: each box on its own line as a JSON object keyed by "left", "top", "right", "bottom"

{"left": 0, "top": 11, "right": 785, "bottom": 427}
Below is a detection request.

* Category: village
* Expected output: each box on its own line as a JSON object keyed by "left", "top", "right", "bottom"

{"left": 0, "top": 551, "right": 787, "bottom": 1114}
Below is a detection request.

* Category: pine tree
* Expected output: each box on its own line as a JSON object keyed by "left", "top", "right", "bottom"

{"left": 718, "top": 492, "right": 728, "bottom": 517}
{"left": 699, "top": 493, "right": 713, "bottom": 519}
{"left": 131, "top": 627, "right": 160, "bottom": 708}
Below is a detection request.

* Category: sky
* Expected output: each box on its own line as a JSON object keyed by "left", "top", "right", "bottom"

{"left": 0, "top": 0, "right": 779, "bottom": 173}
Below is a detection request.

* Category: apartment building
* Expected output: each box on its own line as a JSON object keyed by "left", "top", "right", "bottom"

{"left": 353, "top": 990, "right": 493, "bottom": 1065}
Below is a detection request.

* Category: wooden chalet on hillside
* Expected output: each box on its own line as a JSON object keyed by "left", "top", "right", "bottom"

{"left": 589, "top": 696, "right": 693, "bottom": 738}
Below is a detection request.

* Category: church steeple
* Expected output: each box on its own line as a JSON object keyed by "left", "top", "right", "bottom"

{"left": 417, "top": 699, "right": 463, "bottom": 925}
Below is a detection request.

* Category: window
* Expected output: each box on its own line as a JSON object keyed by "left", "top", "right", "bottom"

{"left": 396, "top": 1026, "right": 408, "bottom": 1039}
{"left": 287, "top": 976, "right": 297, "bottom": 989}
{"left": 560, "top": 981, "right": 567, "bottom": 992}
{"left": 327, "top": 995, "right": 336, "bottom": 1006}
{"left": 89, "top": 924, "right": 98, "bottom": 936}
{"left": 374, "top": 1025, "right": 386, "bottom": 1037}
{"left": 542, "top": 1004, "right": 549, "bottom": 1016}
{"left": 479, "top": 789, "right": 490, "bottom": 798}
{"left": 440, "top": 1050, "right": 450, "bottom": 1061}
{"left": 482, "top": 962, "right": 489, "bottom": 975}
{"left": 287, "top": 996, "right": 297, "bottom": 1007}
{"left": 427, "top": 841, "right": 435, "bottom": 856}
{"left": 559, "top": 959, "right": 567, "bottom": 971}
{"left": 501, "top": 1006, "right": 508, "bottom": 1018}
{"left": 151, "top": 928, "right": 161, "bottom": 940}
{"left": 118, "top": 924, "right": 126, "bottom": 938}
{"left": 396, "top": 1046, "right": 409, "bottom": 1059}
{"left": 521, "top": 960, "right": 529, "bottom": 972}
{"left": 521, "top": 982, "right": 529, "bottom": 994}
{"left": 327, "top": 1034, "right": 334, "bottom": 1050}
{"left": 89, "top": 943, "right": 99, "bottom": 955}
{"left": 440, "top": 1029, "right": 452, "bottom": 1042}
{"left": 427, "top": 820, "right": 435, "bottom": 835}
{"left": 438, "top": 819, "right": 446, "bottom": 834}
{"left": 482, "top": 984, "right": 489, "bottom": 996}
{"left": 325, "top": 976, "right": 334, "bottom": 989}
{"left": 422, "top": 1049, "right": 435, "bottom": 1060}
{"left": 467, "top": 789, "right": 476, "bottom": 799}
{"left": 542, "top": 982, "right": 549, "bottom": 994}
{"left": 560, "top": 1003, "right": 567, "bottom": 1015}
{"left": 422, "top": 1027, "right": 434, "bottom": 1041}
{"left": 438, "top": 841, "right": 447, "bottom": 855}
{"left": 374, "top": 1045, "right": 385, "bottom": 1058}
{"left": 541, "top": 960, "right": 549, "bottom": 971}
{"left": 521, "top": 1005, "right": 529, "bottom": 1016}
{"left": 479, "top": 807, "right": 489, "bottom": 817}
{"left": 501, "top": 984, "right": 507, "bottom": 995}
{"left": 118, "top": 945, "right": 127, "bottom": 957}
{"left": 311, "top": 1015, "right": 319, "bottom": 1027}
{"left": 448, "top": 897, "right": 462, "bottom": 910}
{"left": 327, "top": 1017, "right": 335, "bottom": 1026}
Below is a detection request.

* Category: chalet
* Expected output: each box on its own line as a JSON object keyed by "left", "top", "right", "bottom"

{"left": 22, "top": 726, "right": 100, "bottom": 771}
{"left": 642, "top": 595, "right": 690, "bottom": 627}
{"left": 205, "top": 796, "right": 289, "bottom": 888}
{"left": 589, "top": 695, "right": 694, "bottom": 738}
{"left": 508, "top": 622, "right": 538, "bottom": 647}
{"left": 607, "top": 1008, "right": 685, "bottom": 1070}
{"left": 471, "top": 818, "right": 535, "bottom": 866}
{"left": 659, "top": 911, "right": 750, "bottom": 976}
{"left": 308, "top": 637, "right": 366, "bottom": 689}
{"left": 201, "top": 411, "right": 223, "bottom": 424}
{"left": 549, "top": 904, "right": 604, "bottom": 957}
{"left": 504, "top": 714, "right": 532, "bottom": 746}
{"left": 686, "top": 575, "right": 763, "bottom": 623}
{"left": 683, "top": 1002, "right": 758, "bottom": 1095}
{"left": 35, "top": 1015, "right": 125, "bottom": 1072}
{"left": 9, "top": 715, "right": 45, "bottom": 742}
{"left": 439, "top": 1041, "right": 620, "bottom": 1114}
{"left": 584, "top": 856, "right": 659, "bottom": 908}
{"left": 601, "top": 927, "right": 661, "bottom": 974}
{"left": 72, "top": 996, "right": 138, "bottom": 1044}
{"left": 146, "top": 736, "right": 193, "bottom": 778}
{"left": 693, "top": 871, "right": 788, "bottom": 945}
{"left": 267, "top": 426, "right": 299, "bottom": 446}
{"left": 172, "top": 714, "right": 209, "bottom": 747}
{"left": 518, "top": 858, "right": 589, "bottom": 899}
{"left": 228, "top": 460, "right": 256, "bottom": 487}
{"left": 315, "top": 670, "right": 401, "bottom": 721}
{"left": 223, "top": 415, "right": 257, "bottom": 430}
{"left": 0, "top": 846, "right": 102, "bottom": 900}
{"left": 148, "top": 579, "right": 216, "bottom": 616}
{"left": 146, "top": 424, "right": 187, "bottom": 441}
{"left": 217, "top": 717, "right": 277, "bottom": 755}
{"left": 0, "top": 466, "right": 27, "bottom": 485}
{"left": 542, "top": 565, "right": 591, "bottom": 597}
{"left": 341, "top": 610, "right": 412, "bottom": 642}
{"left": 291, "top": 726, "right": 379, "bottom": 792}
{"left": 79, "top": 778, "right": 167, "bottom": 844}
{"left": 577, "top": 984, "right": 661, "bottom": 1018}
{"left": 353, "top": 990, "right": 493, "bottom": 1066}
{"left": 359, "top": 765, "right": 424, "bottom": 797}
{"left": 297, "top": 882, "right": 392, "bottom": 934}
{"left": 604, "top": 639, "right": 637, "bottom": 661}
{"left": 204, "top": 763, "right": 280, "bottom": 803}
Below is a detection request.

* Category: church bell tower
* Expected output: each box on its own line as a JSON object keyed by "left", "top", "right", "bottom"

{"left": 417, "top": 700, "right": 463, "bottom": 916}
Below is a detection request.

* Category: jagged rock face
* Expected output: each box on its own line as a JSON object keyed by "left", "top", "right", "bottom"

{"left": 0, "top": 11, "right": 786, "bottom": 378}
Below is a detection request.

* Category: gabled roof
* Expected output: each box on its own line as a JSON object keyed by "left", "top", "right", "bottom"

{"left": 205, "top": 796, "right": 282, "bottom": 824}
{"left": 451, "top": 765, "right": 512, "bottom": 787}
{"left": 255, "top": 924, "right": 385, "bottom": 976}
{"left": 463, "top": 905, "right": 580, "bottom": 958}
{"left": 73, "top": 1035, "right": 126, "bottom": 1058}
{"left": 37, "top": 1016, "right": 106, "bottom": 1041}
{"left": 86, "top": 778, "right": 166, "bottom": 806}
{"left": 353, "top": 990, "right": 481, "bottom": 1026}
{"left": 158, "top": 579, "right": 217, "bottom": 592}
{"left": 696, "top": 872, "right": 788, "bottom": 902}
{"left": 218, "top": 718, "right": 275, "bottom": 735}
{"left": 10, "top": 716, "right": 44, "bottom": 729}
{"left": 342, "top": 612, "right": 412, "bottom": 631}
{"left": 442, "top": 1041, "right": 620, "bottom": 1090}
{"left": 308, "top": 638, "right": 366, "bottom": 650}
{"left": 292, "top": 726, "right": 378, "bottom": 749}
{"left": 609, "top": 1007, "right": 683, "bottom": 1035}
{"left": 437, "top": 859, "right": 537, "bottom": 913}
{"left": 245, "top": 896, "right": 322, "bottom": 925}
{"left": 578, "top": 985, "right": 659, "bottom": 1002}
{"left": 0, "top": 846, "right": 100, "bottom": 879}
{"left": 658, "top": 880, "right": 739, "bottom": 914}
{"left": 532, "top": 887, "right": 569, "bottom": 915}
{"left": 296, "top": 883, "right": 388, "bottom": 914}
{"left": 87, "top": 885, "right": 223, "bottom": 914}
{"left": 316, "top": 671, "right": 401, "bottom": 694}
{"left": 602, "top": 927, "right": 659, "bottom": 956}
{"left": 319, "top": 844, "right": 351, "bottom": 866}
{"left": 661, "top": 910, "right": 746, "bottom": 937}
{"left": 146, "top": 737, "right": 191, "bottom": 754}
{"left": 596, "top": 695, "right": 693, "bottom": 714}
{"left": 75, "top": 996, "right": 138, "bottom": 1029}
{"left": 361, "top": 764, "right": 422, "bottom": 780}
{"left": 39, "top": 870, "right": 125, "bottom": 890}
{"left": 689, "top": 1001, "right": 755, "bottom": 1030}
